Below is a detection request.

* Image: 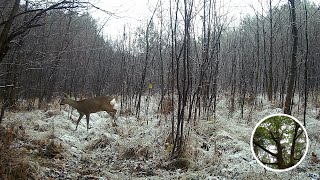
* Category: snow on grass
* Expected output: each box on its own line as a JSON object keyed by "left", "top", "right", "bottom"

{"left": 1, "top": 95, "right": 320, "bottom": 179}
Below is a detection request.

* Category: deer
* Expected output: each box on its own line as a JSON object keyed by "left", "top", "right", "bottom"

{"left": 60, "top": 94, "right": 117, "bottom": 131}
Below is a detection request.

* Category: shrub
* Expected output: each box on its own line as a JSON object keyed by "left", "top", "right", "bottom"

{"left": 0, "top": 125, "right": 36, "bottom": 179}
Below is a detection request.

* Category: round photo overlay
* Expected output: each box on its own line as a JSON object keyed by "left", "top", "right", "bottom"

{"left": 250, "top": 113, "right": 309, "bottom": 172}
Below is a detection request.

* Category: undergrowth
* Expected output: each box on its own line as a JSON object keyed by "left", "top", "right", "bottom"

{"left": 0, "top": 124, "right": 36, "bottom": 179}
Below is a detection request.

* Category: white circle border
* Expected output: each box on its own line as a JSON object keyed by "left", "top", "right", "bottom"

{"left": 250, "top": 113, "right": 309, "bottom": 172}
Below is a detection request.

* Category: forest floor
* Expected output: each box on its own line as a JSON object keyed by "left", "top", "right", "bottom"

{"left": 1, "top": 95, "right": 320, "bottom": 179}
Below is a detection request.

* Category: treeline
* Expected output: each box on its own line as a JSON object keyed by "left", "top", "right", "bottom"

{"left": 0, "top": 2, "right": 123, "bottom": 109}
{"left": 0, "top": 0, "right": 319, "bottom": 111}
{"left": 218, "top": 1, "right": 320, "bottom": 103}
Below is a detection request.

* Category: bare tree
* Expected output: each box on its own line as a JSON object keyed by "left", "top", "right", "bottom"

{"left": 302, "top": 0, "right": 309, "bottom": 126}
{"left": 0, "top": 0, "right": 85, "bottom": 63}
{"left": 284, "top": 0, "right": 298, "bottom": 115}
{"left": 267, "top": 0, "right": 274, "bottom": 101}
{"left": 135, "top": 1, "right": 159, "bottom": 119}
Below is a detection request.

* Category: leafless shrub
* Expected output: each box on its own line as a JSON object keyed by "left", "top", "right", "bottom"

{"left": 34, "top": 123, "right": 50, "bottom": 132}
{"left": 164, "top": 158, "right": 191, "bottom": 170}
{"left": 272, "top": 100, "right": 283, "bottom": 109}
{"left": 136, "top": 145, "right": 152, "bottom": 160}
{"left": 160, "top": 97, "right": 174, "bottom": 115}
{"left": 28, "top": 139, "right": 63, "bottom": 159}
{"left": 118, "top": 144, "right": 152, "bottom": 160}
{"left": 310, "top": 152, "right": 319, "bottom": 164}
{"left": 119, "top": 147, "right": 138, "bottom": 160}
{"left": 0, "top": 125, "right": 36, "bottom": 179}
{"left": 45, "top": 110, "right": 60, "bottom": 118}
{"left": 120, "top": 108, "right": 133, "bottom": 116}
{"left": 5, "top": 121, "right": 27, "bottom": 141}
{"left": 43, "top": 140, "right": 63, "bottom": 159}
{"left": 86, "top": 135, "right": 112, "bottom": 150}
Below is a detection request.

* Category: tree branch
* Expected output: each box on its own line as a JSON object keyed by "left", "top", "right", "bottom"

{"left": 8, "top": 23, "right": 44, "bottom": 41}
{"left": 260, "top": 161, "right": 278, "bottom": 165}
{"left": 86, "top": 2, "right": 121, "bottom": 18}
{"left": 253, "top": 141, "right": 277, "bottom": 157}
{"left": 0, "top": 1, "right": 82, "bottom": 27}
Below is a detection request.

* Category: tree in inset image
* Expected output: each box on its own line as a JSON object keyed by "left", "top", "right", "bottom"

{"left": 252, "top": 115, "right": 307, "bottom": 170}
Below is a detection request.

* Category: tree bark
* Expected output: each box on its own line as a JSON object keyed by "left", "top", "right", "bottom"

{"left": 284, "top": 0, "right": 298, "bottom": 115}
{"left": 303, "top": 0, "right": 309, "bottom": 126}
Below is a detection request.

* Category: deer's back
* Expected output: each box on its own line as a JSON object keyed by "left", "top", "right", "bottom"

{"left": 78, "top": 96, "right": 114, "bottom": 113}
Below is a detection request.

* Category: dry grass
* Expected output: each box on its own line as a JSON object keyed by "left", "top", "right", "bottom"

{"left": 118, "top": 144, "right": 152, "bottom": 160}
{"left": 13, "top": 98, "right": 61, "bottom": 112}
{"left": 160, "top": 97, "right": 174, "bottom": 115}
{"left": 28, "top": 139, "right": 63, "bottom": 159}
{"left": 0, "top": 124, "right": 36, "bottom": 179}
{"left": 164, "top": 158, "right": 191, "bottom": 170}
{"left": 271, "top": 100, "right": 284, "bottom": 109}
{"left": 45, "top": 110, "right": 60, "bottom": 118}
{"left": 120, "top": 108, "right": 134, "bottom": 116}
{"left": 86, "top": 135, "right": 112, "bottom": 151}
{"left": 41, "top": 140, "right": 63, "bottom": 159}
{"left": 0, "top": 121, "right": 64, "bottom": 179}
{"left": 119, "top": 147, "right": 138, "bottom": 159}
{"left": 159, "top": 134, "right": 194, "bottom": 170}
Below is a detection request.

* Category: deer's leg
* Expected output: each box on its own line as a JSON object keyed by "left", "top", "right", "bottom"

{"left": 107, "top": 110, "right": 117, "bottom": 126}
{"left": 112, "top": 109, "right": 118, "bottom": 118}
{"left": 111, "top": 111, "right": 115, "bottom": 119}
{"left": 75, "top": 113, "right": 84, "bottom": 130}
{"left": 86, "top": 114, "right": 90, "bottom": 131}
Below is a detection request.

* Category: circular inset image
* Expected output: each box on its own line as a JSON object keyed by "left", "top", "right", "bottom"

{"left": 250, "top": 114, "right": 309, "bottom": 172}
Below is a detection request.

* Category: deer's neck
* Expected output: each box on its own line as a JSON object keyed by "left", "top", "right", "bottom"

{"left": 66, "top": 99, "right": 79, "bottom": 109}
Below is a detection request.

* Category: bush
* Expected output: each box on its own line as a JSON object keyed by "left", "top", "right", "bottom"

{"left": 86, "top": 135, "right": 112, "bottom": 151}
{"left": 0, "top": 125, "right": 36, "bottom": 179}
{"left": 160, "top": 97, "right": 174, "bottom": 115}
{"left": 119, "top": 145, "right": 151, "bottom": 160}
{"left": 165, "top": 158, "right": 191, "bottom": 170}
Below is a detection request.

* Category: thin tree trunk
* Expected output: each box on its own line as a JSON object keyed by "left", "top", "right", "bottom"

{"left": 303, "top": 0, "right": 309, "bottom": 126}
{"left": 284, "top": 0, "right": 298, "bottom": 115}
{"left": 267, "top": 0, "right": 273, "bottom": 101}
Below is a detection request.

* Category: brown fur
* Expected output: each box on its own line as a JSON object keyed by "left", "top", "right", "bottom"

{"left": 60, "top": 96, "right": 117, "bottom": 131}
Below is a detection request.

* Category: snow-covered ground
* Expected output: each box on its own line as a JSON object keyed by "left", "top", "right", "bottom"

{"left": 2, "top": 95, "right": 320, "bottom": 179}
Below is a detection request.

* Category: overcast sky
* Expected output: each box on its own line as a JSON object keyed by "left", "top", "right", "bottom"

{"left": 88, "top": 0, "right": 319, "bottom": 39}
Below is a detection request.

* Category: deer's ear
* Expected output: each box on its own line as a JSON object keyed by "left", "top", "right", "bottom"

{"left": 110, "top": 98, "right": 116, "bottom": 106}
